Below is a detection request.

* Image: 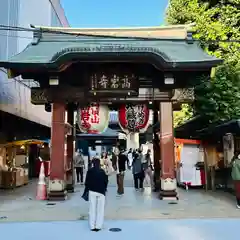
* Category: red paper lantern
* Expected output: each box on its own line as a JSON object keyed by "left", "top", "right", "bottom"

{"left": 77, "top": 103, "right": 109, "bottom": 134}
{"left": 118, "top": 104, "right": 150, "bottom": 133}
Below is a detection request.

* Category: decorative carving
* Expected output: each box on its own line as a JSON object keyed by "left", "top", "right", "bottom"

{"left": 172, "top": 88, "right": 194, "bottom": 102}
{"left": 31, "top": 88, "right": 48, "bottom": 104}
{"left": 31, "top": 87, "right": 85, "bottom": 105}
{"left": 31, "top": 86, "right": 175, "bottom": 105}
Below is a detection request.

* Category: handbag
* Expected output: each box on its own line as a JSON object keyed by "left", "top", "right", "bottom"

{"left": 82, "top": 188, "right": 89, "bottom": 201}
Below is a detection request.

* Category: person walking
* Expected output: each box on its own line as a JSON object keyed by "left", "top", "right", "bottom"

{"left": 142, "top": 149, "right": 154, "bottom": 189}
{"left": 85, "top": 158, "right": 108, "bottom": 231}
{"left": 74, "top": 149, "right": 85, "bottom": 184}
{"left": 100, "top": 152, "right": 114, "bottom": 176}
{"left": 132, "top": 151, "right": 144, "bottom": 191}
{"left": 112, "top": 149, "right": 128, "bottom": 195}
{"left": 231, "top": 151, "right": 240, "bottom": 208}
{"left": 127, "top": 148, "right": 133, "bottom": 168}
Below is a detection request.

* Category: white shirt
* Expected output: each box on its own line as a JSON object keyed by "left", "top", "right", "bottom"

{"left": 127, "top": 152, "right": 133, "bottom": 164}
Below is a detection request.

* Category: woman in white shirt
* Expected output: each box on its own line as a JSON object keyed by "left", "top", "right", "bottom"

{"left": 127, "top": 148, "right": 133, "bottom": 167}
{"left": 100, "top": 152, "right": 114, "bottom": 176}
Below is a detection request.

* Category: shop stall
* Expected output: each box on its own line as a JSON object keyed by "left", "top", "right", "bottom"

{"left": 0, "top": 139, "right": 48, "bottom": 189}
{"left": 175, "top": 138, "right": 206, "bottom": 189}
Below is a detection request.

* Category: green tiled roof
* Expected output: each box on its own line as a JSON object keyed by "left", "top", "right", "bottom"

{"left": 0, "top": 32, "right": 222, "bottom": 69}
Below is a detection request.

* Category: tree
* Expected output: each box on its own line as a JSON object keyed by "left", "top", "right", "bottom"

{"left": 166, "top": 0, "right": 240, "bottom": 123}
{"left": 173, "top": 104, "right": 193, "bottom": 127}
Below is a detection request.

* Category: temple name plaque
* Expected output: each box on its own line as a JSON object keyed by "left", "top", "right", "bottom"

{"left": 88, "top": 73, "right": 139, "bottom": 95}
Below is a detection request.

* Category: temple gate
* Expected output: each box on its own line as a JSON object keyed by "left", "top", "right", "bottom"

{"left": 0, "top": 25, "right": 221, "bottom": 200}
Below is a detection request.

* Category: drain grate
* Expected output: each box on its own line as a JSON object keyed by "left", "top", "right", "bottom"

{"left": 46, "top": 203, "right": 56, "bottom": 206}
{"left": 161, "top": 212, "right": 170, "bottom": 215}
{"left": 109, "top": 228, "right": 122, "bottom": 232}
{"left": 168, "top": 202, "right": 178, "bottom": 205}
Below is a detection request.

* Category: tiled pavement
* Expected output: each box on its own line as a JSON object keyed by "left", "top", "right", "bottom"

{"left": 0, "top": 219, "right": 240, "bottom": 240}
{"left": 1, "top": 170, "right": 240, "bottom": 239}
{"left": 0, "top": 170, "right": 240, "bottom": 223}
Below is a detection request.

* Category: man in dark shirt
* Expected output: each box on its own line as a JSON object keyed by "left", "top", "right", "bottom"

{"left": 85, "top": 158, "right": 108, "bottom": 231}
{"left": 115, "top": 150, "right": 128, "bottom": 195}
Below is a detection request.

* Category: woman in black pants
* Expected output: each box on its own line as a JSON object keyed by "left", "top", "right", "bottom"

{"left": 132, "top": 151, "right": 144, "bottom": 190}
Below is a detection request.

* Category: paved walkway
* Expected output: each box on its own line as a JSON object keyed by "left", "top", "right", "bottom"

{"left": 0, "top": 219, "right": 240, "bottom": 240}
{"left": 0, "top": 170, "right": 240, "bottom": 223}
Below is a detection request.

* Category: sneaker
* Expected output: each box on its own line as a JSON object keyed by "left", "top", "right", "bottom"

{"left": 135, "top": 188, "right": 139, "bottom": 191}
{"left": 237, "top": 205, "right": 240, "bottom": 209}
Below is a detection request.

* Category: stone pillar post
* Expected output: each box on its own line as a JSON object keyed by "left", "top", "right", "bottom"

{"left": 48, "top": 103, "right": 67, "bottom": 201}
{"left": 66, "top": 104, "right": 74, "bottom": 192}
{"left": 159, "top": 102, "right": 178, "bottom": 200}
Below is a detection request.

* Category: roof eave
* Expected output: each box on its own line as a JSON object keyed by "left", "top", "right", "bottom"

{"left": 1, "top": 58, "right": 222, "bottom": 73}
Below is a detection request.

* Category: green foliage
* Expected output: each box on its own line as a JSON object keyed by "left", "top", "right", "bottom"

{"left": 195, "top": 63, "right": 240, "bottom": 122}
{"left": 166, "top": 0, "right": 240, "bottom": 123}
{"left": 173, "top": 104, "right": 193, "bottom": 127}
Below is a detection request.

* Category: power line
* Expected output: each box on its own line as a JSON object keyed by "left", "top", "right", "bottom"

{"left": 0, "top": 33, "right": 33, "bottom": 40}
{"left": 0, "top": 24, "right": 240, "bottom": 43}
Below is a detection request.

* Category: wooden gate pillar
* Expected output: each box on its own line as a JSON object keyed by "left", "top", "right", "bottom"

{"left": 66, "top": 104, "right": 74, "bottom": 192}
{"left": 159, "top": 102, "right": 178, "bottom": 200}
{"left": 48, "top": 102, "right": 67, "bottom": 201}
{"left": 153, "top": 109, "right": 161, "bottom": 192}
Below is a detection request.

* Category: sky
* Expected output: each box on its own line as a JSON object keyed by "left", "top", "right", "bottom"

{"left": 61, "top": 0, "right": 169, "bottom": 28}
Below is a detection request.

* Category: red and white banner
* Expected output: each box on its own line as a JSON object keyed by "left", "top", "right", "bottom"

{"left": 77, "top": 103, "right": 109, "bottom": 134}
{"left": 118, "top": 104, "right": 150, "bottom": 133}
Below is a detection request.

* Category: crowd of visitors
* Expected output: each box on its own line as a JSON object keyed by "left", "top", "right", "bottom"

{"left": 75, "top": 146, "right": 240, "bottom": 231}
{"left": 75, "top": 146, "right": 154, "bottom": 231}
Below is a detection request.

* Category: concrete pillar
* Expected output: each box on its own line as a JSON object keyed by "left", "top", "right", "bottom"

{"left": 66, "top": 104, "right": 74, "bottom": 193}
{"left": 48, "top": 103, "right": 67, "bottom": 201}
{"left": 126, "top": 132, "right": 139, "bottom": 150}
{"left": 159, "top": 102, "right": 178, "bottom": 200}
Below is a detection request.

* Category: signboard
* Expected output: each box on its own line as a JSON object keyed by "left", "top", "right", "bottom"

{"left": 118, "top": 104, "right": 150, "bottom": 133}
{"left": 77, "top": 103, "right": 109, "bottom": 134}
{"left": 88, "top": 72, "right": 138, "bottom": 94}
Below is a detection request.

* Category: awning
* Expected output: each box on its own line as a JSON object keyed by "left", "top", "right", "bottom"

{"left": 5, "top": 139, "right": 48, "bottom": 147}
{"left": 197, "top": 119, "right": 240, "bottom": 137}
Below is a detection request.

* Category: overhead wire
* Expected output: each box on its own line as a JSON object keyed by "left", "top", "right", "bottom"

{"left": 0, "top": 33, "right": 33, "bottom": 40}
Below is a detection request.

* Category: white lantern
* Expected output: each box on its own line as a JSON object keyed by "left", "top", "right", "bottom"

{"left": 77, "top": 103, "right": 109, "bottom": 134}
